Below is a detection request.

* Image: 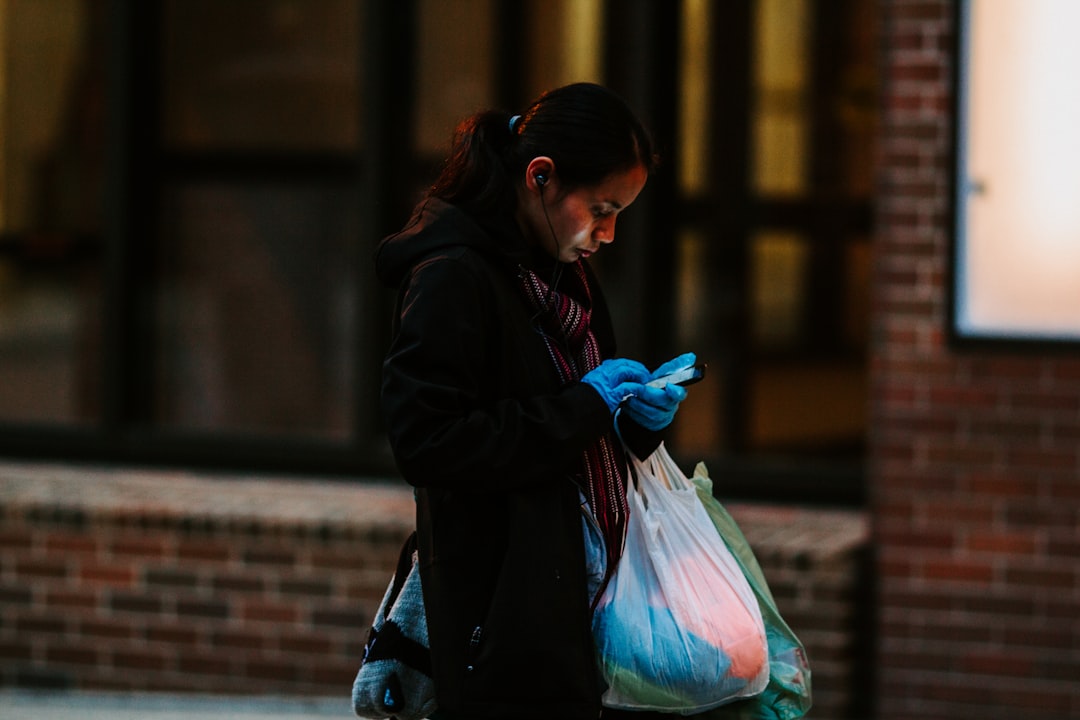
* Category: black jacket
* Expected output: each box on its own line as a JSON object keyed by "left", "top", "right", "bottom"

{"left": 376, "top": 199, "right": 656, "bottom": 719}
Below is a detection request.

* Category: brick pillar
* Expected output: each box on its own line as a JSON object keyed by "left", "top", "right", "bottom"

{"left": 871, "top": 1, "right": 1080, "bottom": 718}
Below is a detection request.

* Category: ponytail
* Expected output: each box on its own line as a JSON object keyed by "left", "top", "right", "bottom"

{"left": 429, "top": 110, "right": 517, "bottom": 217}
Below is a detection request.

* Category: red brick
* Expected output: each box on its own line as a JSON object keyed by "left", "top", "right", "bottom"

{"left": 79, "top": 618, "right": 138, "bottom": 640}
{"left": 243, "top": 547, "right": 297, "bottom": 565}
{"left": 964, "top": 531, "right": 1037, "bottom": 555}
{"left": 145, "top": 568, "right": 200, "bottom": 588}
{"left": 176, "top": 597, "right": 229, "bottom": 619}
{"left": 15, "top": 613, "right": 69, "bottom": 634}
{"left": 311, "top": 606, "right": 362, "bottom": 629}
{"left": 0, "top": 583, "right": 32, "bottom": 604}
{"left": 1004, "top": 503, "right": 1075, "bottom": 529}
{"left": 211, "top": 630, "right": 267, "bottom": 651}
{"left": 1002, "top": 564, "right": 1075, "bottom": 589}
{"left": 112, "top": 648, "right": 169, "bottom": 671}
{"left": 79, "top": 562, "right": 136, "bottom": 586}
{"left": 967, "top": 474, "right": 1037, "bottom": 499}
{"left": 921, "top": 619, "right": 995, "bottom": 644}
{"left": 307, "top": 658, "right": 357, "bottom": 685}
{"left": 878, "top": 555, "right": 915, "bottom": 578}
{"left": 109, "top": 592, "right": 165, "bottom": 615}
{"left": 210, "top": 573, "right": 266, "bottom": 593}
{"left": 239, "top": 600, "right": 299, "bottom": 623}
{"left": 960, "top": 650, "right": 1034, "bottom": 678}
{"left": 44, "top": 532, "right": 99, "bottom": 554}
{"left": 1004, "top": 447, "right": 1078, "bottom": 471}
{"left": 309, "top": 549, "right": 370, "bottom": 571}
{"left": 877, "top": 528, "right": 954, "bottom": 550}
{"left": 110, "top": 536, "right": 168, "bottom": 558}
{"left": 923, "top": 442, "right": 997, "bottom": 467}
{"left": 14, "top": 558, "right": 69, "bottom": 579}
{"left": 965, "top": 415, "right": 1041, "bottom": 438}
{"left": 0, "top": 640, "right": 33, "bottom": 660}
{"left": 994, "top": 688, "right": 1073, "bottom": 714}
{"left": 0, "top": 528, "right": 34, "bottom": 550}
{"left": 45, "top": 643, "right": 101, "bottom": 666}
{"left": 883, "top": 648, "right": 953, "bottom": 672}
{"left": 959, "top": 592, "right": 1038, "bottom": 618}
{"left": 1050, "top": 360, "right": 1080, "bottom": 382}
{"left": 145, "top": 623, "right": 200, "bottom": 646}
{"left": 922, "top": 559, "right": 994, "bottom": 584}
{"left": 177, "top": 651, "right": 234, "bottom": 676}
{"left": 1046, "top": 533, "right": 1080, "bottom": 558}
{"left": 920, "top": 500, "right": 995, "bottom": 525}
{"left": 44, "top": 588, "right": 100, "bottom": 609}
{"left": 1002, "top": 626, "right": 1075, "bottom": 651}
{"left": 246, "top": 658, "right": 304, "bottom": 683}
{"left": 278, "top": 633, "right": 334, "bottom": 655}
{"left": 176, "top": 539, "right": 232, "bottom": 562}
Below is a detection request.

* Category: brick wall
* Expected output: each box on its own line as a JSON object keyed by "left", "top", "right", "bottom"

{"left": 871, "top": 2, "right": 1080, "bottom": 718}
{"left": 731, "top": 505, "right": 871, "bottom": 719}
{"left": 0, "top": 466, "right": 413, "bottom": 695}
{"left": 0, "top": 462, "right": 868, "bottom": 718}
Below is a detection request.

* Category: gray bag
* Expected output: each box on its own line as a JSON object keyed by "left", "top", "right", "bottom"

{"left": 352, "top": 531, "right": 437, "bottom": 720}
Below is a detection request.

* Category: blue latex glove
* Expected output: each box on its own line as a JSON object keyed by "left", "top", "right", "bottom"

{"left": 622, "top": 382, "right": 687, "bottom": 431}
{"left": 582, "top": 358, "right": 651, "bottom": 413}
{"left": 649, "top": 352, "right": 697, "bottom": 384}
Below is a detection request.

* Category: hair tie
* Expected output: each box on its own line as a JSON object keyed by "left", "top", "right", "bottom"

{"left": 508, "top": 114, "right": 522, "bottom": 134}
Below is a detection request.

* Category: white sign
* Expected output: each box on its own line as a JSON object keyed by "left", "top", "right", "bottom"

{"left": 954, "top": 0, "right": 1080, "bottom": 341}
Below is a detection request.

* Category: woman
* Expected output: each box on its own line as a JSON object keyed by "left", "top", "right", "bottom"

{"left": 377, "top": 83, "right": 694, "bottom": 720}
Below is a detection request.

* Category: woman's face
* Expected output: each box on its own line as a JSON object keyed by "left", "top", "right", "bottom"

{"left": 520, "top": 163, "right": 648, "bottom": 264}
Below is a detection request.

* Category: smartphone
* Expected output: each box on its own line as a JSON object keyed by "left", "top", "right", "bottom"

{"left": 646, "top": 363, "right": 706, "bottom": 389}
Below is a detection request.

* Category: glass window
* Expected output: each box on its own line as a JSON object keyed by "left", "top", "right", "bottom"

{"left": 672, "top": 229, "right": 727, "bottom": 459}
{"left": 415, "top": 0, "right": 496, "bottom": 156}
{"left": 154, "top": 182, "right": 358, "bottom": 440}
{"left": 751, "top": 232, "right": 809, "bottom": 350}
{"left": 748, "top": 360, "right": 868, "bottom": 451}
{"left": 752, "top": 0, "right": 810, "bottom": 196}
{"left": 0, "top": 0, "right": 105, "bottom": 424}
{"left": 162, "top": 0, "right": 361, "bottom": 152}
{"left": 669, "top": 0, "right": 877, "bottom": 473}
{"left": 150, "top": 1, "right": 368, "bottom": 445}
{"left": 525, "top": 0, "right": 604, "bottom": 99}
{"left": 678, "top": 0, "right": 713, "bottom": 196}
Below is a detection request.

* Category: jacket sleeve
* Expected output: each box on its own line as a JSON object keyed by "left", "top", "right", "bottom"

{"left": 581, "top": 262, "right": 665, "bottom": 460}
{"left": 381, "top": 253, "right": 614, "bottom": 492}
{"left": 616, "top": 414, "right": 664, "bottom": 459}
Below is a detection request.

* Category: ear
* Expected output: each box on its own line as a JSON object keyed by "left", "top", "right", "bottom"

{"left": 525, "top": 156, "right": 555, "bottom": 194}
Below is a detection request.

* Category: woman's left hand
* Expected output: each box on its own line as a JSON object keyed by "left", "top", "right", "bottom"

{"left": 649, "top": 352, "right": 696, "bottom": 382}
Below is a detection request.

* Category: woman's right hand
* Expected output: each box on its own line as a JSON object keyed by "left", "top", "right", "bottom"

{"left": 581, "top": 358, "right": 650, "bottom": 413}
{"left": 622, "top": 382, "right": 687, "bottom": 430}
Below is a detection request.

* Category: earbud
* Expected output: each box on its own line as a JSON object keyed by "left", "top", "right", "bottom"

{"left": 535, "top": 173, "right": 548, "bottom": 188}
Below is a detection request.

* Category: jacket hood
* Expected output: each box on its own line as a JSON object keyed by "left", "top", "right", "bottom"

{"left": 375, "top": 198, "right": 531, "bottom": 288}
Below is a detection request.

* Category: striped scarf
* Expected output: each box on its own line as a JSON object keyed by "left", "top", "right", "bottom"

{"left": 519, "top": 261, "right": 628, "bottom": 596}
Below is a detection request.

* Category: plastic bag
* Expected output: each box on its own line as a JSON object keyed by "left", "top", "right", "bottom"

{"left": 592, "top": 443, "right": 770, "bottom": 714}
{"left": 690, "top": 462, "right": 812, "bottom": 720}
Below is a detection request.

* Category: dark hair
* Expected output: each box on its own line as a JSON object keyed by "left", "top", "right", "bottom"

{"left": 429, "top": 83, "right": 658, "bottom": 217}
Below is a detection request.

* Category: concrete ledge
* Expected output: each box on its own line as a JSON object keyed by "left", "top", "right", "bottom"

{"left": 0, "top": 461, "right": 865, "bottom": 551}
{"left": 1, "top": 690, "right": 345, "bottom": 719}
{"left": 0, "top": 461, "right": 416, "bottom": 537}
